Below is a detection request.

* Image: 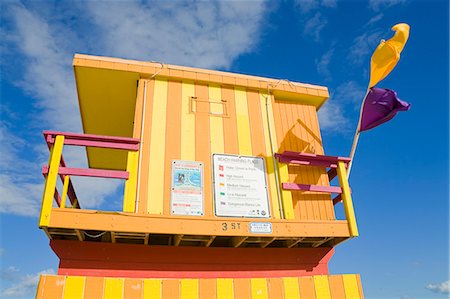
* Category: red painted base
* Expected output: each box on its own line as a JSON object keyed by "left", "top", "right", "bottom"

{"left": 51, "top": 240, "right": 334, "bottom": 279}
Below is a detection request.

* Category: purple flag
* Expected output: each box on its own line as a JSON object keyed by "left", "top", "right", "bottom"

{"left": 359, "top": 87, "right": 410, "bottom": 132}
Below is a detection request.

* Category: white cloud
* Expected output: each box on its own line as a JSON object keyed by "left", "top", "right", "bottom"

{"left": 2, "top": 2, "right": 270, "bottom": 217}
{"left": 333, "top": 81, "right": 366, "bottom": 107}
{"left": 366, "top": 13, "right": 384, "bottom": 26}
{"left": 303, "top": 12, "right": 327, "bottom": 42}
{"left": 316, "top": 48, "right": 334, "bottom": 81}
{"left": 318, "top": 100, "right": 349, "bottom": 132}
{"left": 426, "top": 280, "right": 450, "bottom": 294}
{"left": 1, "top": 268, "right": 55, "bottom": 298}
{"left": 369, "top": 0, "right": 406, "bottom": 11}
{"left": 347, "top": 30, "right": 383, "bottom": 65}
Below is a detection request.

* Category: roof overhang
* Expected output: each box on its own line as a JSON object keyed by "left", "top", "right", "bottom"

{"left": 73, "top": 54, "right": 329, "bottom": 170}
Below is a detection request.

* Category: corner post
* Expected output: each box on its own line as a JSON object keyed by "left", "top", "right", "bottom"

{"left": 336, "top": 161, "right": 359, "bottom": 236}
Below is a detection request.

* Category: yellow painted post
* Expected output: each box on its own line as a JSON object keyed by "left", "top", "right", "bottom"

{"left": 39, "top": 135, "right": 64, "bottom": 227}
{"left": 60, "top": 175, "right": 70, "bottom": 209}
{"left": 181, "top": 279, "right": 199, "bottom": 299}
{"left": 63, "top": 276, "right": 85, "bottom": 299}
{"left": 144, "top": 279, "right": 162, "bottom": 298}
{"left": 251, "top": 278, "right": 268, "bottom": 299}
{"left": 342, "top": 274, "right": 361, "bottom": 299}
{"left": 282, "top": 277, "right": 300, "bottom": 299}
{"left": 313, "top": 276, "right": 331, "bottom": 299}
{"left": 278, "top": 162, "right": 295, "bottom": 219}
{"left": 234, "top": 87, "right": 252, "bottom": 156}
{"left": 217, "top": 279, "right": 234, "bottom": 299}
{"left": 123, "top": 150, "right": 139, "bottom": 212}
{"left": 104, "top": 278, "right": 124, "bottom": 299}
{"left": 336, "top": 161, "right": 359, "bottom": 237}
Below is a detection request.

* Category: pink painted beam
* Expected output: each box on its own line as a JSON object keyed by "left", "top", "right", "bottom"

{"left": 61, "top": 139, "right": 138, "bottom": 151}
{"left": 282, "top": 183, "right": 342, "bottom": 194}
{"left": 43, "top": 130, "right": 139, "bottom": 145}
{"left": 275, "top": 151, "right": 351, "bottom": 168}
{"left": 42, "top": 166, "right": 129, "bottom": 180}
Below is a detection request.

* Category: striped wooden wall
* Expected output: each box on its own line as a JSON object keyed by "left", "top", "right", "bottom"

{"left": 136, "top": 78, "right": 332, "bottom": 221}
{"left": 37, "top": 274, "right": 364, "bottom": 299}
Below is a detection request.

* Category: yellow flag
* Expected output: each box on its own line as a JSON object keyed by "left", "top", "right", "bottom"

{"left": 369, "top": 23, "right": 410, "bottom": 87}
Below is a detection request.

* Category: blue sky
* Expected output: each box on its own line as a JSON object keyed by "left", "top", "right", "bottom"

{"left": 0, "top": 0, "right": 448, "bottom": 298}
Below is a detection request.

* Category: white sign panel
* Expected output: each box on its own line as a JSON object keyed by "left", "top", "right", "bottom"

{"left": 213, "top": 154, "right": 270, "bottom": 218}
{"left": 171, "top": 160, "right": 204, "bottom": 216}
{"left": 249, "top": 222, "right": 273, "bottom": 234}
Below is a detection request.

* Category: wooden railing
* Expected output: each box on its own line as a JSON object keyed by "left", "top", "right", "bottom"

{"left": 39, "top": 131, "right": 140, "bottom": 227}
{"left": 274, "top": 151, "right": 358, "bottom": 237}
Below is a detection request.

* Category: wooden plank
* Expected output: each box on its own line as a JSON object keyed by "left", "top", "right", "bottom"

{"left": 217, "top": 278, "right": 234, "bottom": 299}
{"left": 222, "top": 85, "right": 239, "bottom": 155}
{"left": 259, "top": 91, "right": 281, "bottom": 219}
{"left": 124, "top": 278, "right": 143, "bottom": 298}
{"left": 174, "top": 235, "right": 183, "bottom": 246}
{"left": 44, "top": 130, "right": 140, "bottom": 144}
{"left": 251, "top": 278, "right": 268, "bottom": 299}
{"left": 144, "top": 279, "right": 162, "bottom": 299}
{"left": 39, "top": 135, "right": 64, "bottom": 227}
{"left": 123, "top": 150, "right": 139, "bottom": 212}
{"left": 337, "top": 161, "right": 358, "bottom": 236}
{"left": 267, "top": 278, "right": 283, "bottom": 299}
{"left": 104, "top": 277, "right": 124, "bottom": 299}
{"left": 282, "top": 183, "right": 342, "bottom": 194}
{"left": 163, "top": 80, "right": 182, "bottom": 215}
{"left": 313, "top": 276, "right": 331, "bottom": 299}
{"left": 234, "top": 87, "right": 252, "bottom": 155}
{"left": 84, "top": 276, "right": 104, "bottom": 298}
{"left": 60, "top": 175, "right": 70, "bottom": 209}
{"left": 209, "top": 84, "right": 225, "bottom": 155}
{"left": 199, "top": 279, "right": 216, "bottom": 299}
{"left": 181, "top": 81, "right": 196, "bottom": 161}
{"left": 299, "top": 276, "right": 315, "bottom": 299}
{"left": 42, "top": 166, "right": 129, "bottom": 179}
{"left": 147, "top": 78, "right": 168, "bottom": 214}
{"left": 283, "top": 277, "right": 300, "bottom": 299}
{"left": 181, "top": 279, "right": 199, "bottom": 299}
{"left": 138, "top": 79, "right": 155, "bottom": 213}
{"left": 162, "top": 279, "right": 179, "bottom": 298}
{"left": 234, "top": 278, "right": 251, "bottom": 299}
{"left": 328, "top": 275, "right": 346, "bottom": 299}
{"left": 343, "top": 274, "right": 361, "bottom": 299}
{"left": 232, "top": 236, "right": 247, "bottom": 248}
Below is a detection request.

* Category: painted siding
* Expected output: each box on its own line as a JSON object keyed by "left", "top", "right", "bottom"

{"left": 37, "top": 274, "right": 364, "bottom": 299}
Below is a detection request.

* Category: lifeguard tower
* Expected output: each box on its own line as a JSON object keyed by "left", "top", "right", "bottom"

{"left": 36, "top": 54, "right": 364, "bottom": 298}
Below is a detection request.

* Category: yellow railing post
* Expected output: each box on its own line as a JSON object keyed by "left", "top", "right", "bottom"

{"left": 336, "top": 161, "right": 359, "bottom": 236}
{"left": 39, "top": 135, "right": 64, "bottom": 227}
{"left": 123, "top": 150, "right": 139, "bottom": 212}
{"left": 277, "top": 162, "right": 295, "bottom": 219}
{"left": 60, "top": 175, "right": 70, "bottom": 208}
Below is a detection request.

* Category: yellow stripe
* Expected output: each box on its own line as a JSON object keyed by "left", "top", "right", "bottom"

{"left": 278, "top": 163, "right": 295, "bottom": 219}
{"left": 217, "top": 278, "right": 234, "bottom": 299}
{"left": 251, "top": 278, "right": 268, "bottom": 299}
{"left": 283, "top": 277, "right": 300, "bottom": 299}
{"left": 60, "top": 175, "right": 70, "bottom": 209}
{"left": 337, "top": 161, "right": 359, "bottom": 236}
{"left": 234, "top": 87, "right": 252, "bottom": 155}
{"left": 209, "top": 84, "right": 224, "bottom": 154}
{"left": 342, "top": 274, "right": 360, "bottom": 299}
{"left": 104, "top": 278, "right": 123, "bottom": 299}
{"left": 313, "top": 276, "right": 331, "bottom": 299}
{"left": 39, "top": 135, "right": 64, "bottom": 227}
{"left": 181, "top": 279, "right": 198, "bottom": 299}
{"left": 123, "top": 150, "right": 138, "bottom": 212}
{"left": 63, "top": 276, "right": 85, "bottom": 299}
{"left": 259, "top": 92, "right": 281, "bottom": 219}
{"left": 181, "top": 81, "right": 196, "bottom": 161}
{"left": 147, "top": 79, "right": 168, "bottom": 214}
{"left": 143, "top": 279, "right": 161, "bottom": 299}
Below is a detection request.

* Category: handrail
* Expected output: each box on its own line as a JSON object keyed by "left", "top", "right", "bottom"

{"left": 39, "top": 131, "right": 140, "bottom": 228}
{"left": 275, "top": 151, "right": 358, "bottom": 237}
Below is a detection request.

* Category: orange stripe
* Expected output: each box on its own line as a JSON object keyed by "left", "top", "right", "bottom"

{"left": 138, "top": 79, "right": 155, "bottom": 214}
{"left": 163, "top": 80, "right": 182, "bottom": 215}
{"left": 41, "top": 276, "right": 64, "bottom": 299}
{"left": 199, "top": 279, "right": 216, "bottom": 299}
{"left": 222, "top": 86, "right": 239, "bottom": 154}
{"left": 267, "top": 277, "right": 283, "bottom": 298}
{"left": 84, "top": 276, "right": 104, "bottom": 298}
{"left": 234, "top": 278, "right": 251, "bottom": 298}
{"left": 328, "top": 275, "right": 346, "bottom": 298}
{"left": 195, "top": 83, "right": 212, "bottom": 216}
{"left": 299, "top": 276, "right": 316, "bottom": 298}
{"left": 124, "top": 278, "right": 142, "bottom": 298}
{"left": 356, "top": 275, "right": 365, "bottom": 298}
{"left": 162, "top": 279, "right": 180, "bottom": 298}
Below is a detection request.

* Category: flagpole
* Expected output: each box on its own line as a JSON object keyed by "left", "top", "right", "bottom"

{"left": 347, "top": 88, "right": 370, "bottom": 178}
